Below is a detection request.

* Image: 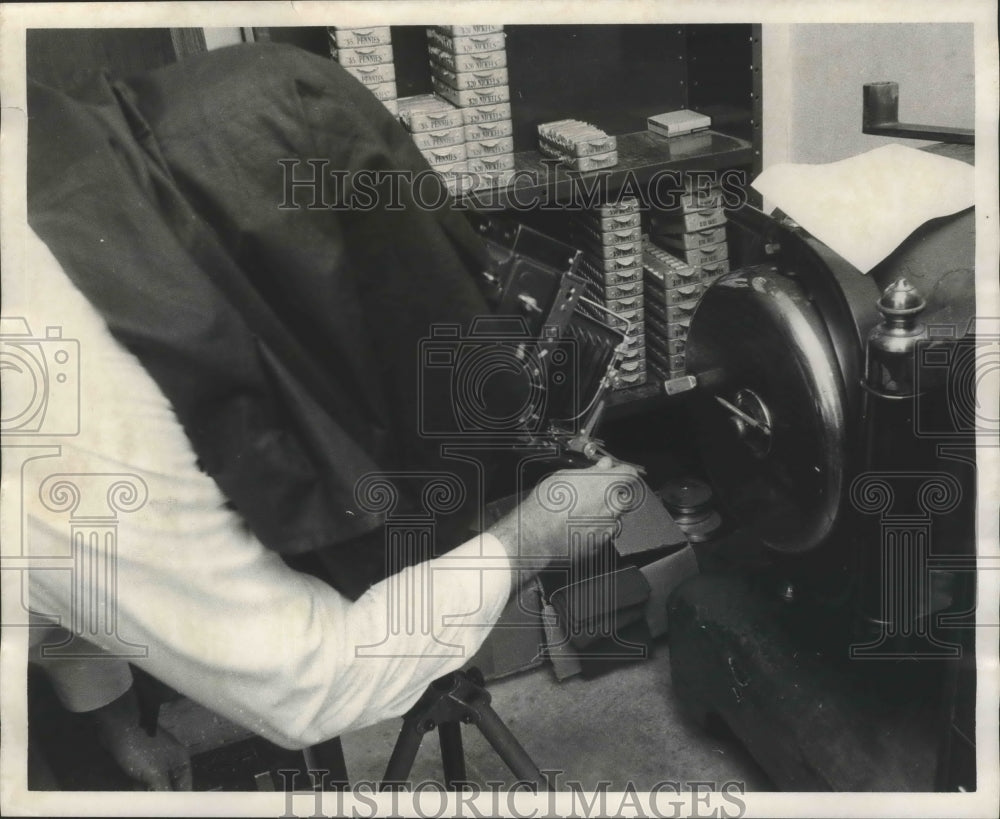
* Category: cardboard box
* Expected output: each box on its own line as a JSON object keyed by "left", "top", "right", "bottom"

{"left": 655, "top": 225, "right": 727, "bottom": 251}
{"left": 328, "top": 26, "right": 392, "bottom": 48}
{"left": 647, "top": 109, "right": 711, "bottom": 138}
{"left": 614, "top": 370, "right": 647, "bottom": 389}
{"left": 645, "top": 309, "right": 690, "bottom": 341}
{"left": 549, "top": 567, "right": 651, "bottom": 650}
{"left": 700, "top": 260, "right": 731, "bottom": 278}
{"left": 468, "top": 153, "right": 516, "bottom": 173}
{"left": 343, "top": 61, "right": 396, "bottom": 86}
{"left": 410, "top": 124, "right": 466, "bottom": 151}
{"left": 363, "top": 81, "right": 397, "bottom": 103}
{"left": 619, "top": 344, "right": 647, "bottom": 364}
{"left": 580, "top": 237, "right": 643, "bottom": 260}
{"left": 434, "top": 25, "right": 504, "bottom": 36}
{"left": 432, "top": 77, "right": 510, "bottom": 108}
{"left": 617, "top": 356, "right": 647, "bottom": 375}
{"left": 592, "top": 198, "right": 641, "bottom": 217}
{"left": 676, "top": 187, "right": 723, "bottom": 212}
{"left": 662, "top": 298, "right": 700, "bottom": 324}
{"left": 640, "top": 545, "right": 699, "bottom": 638}
{"left": 331, "top": 44, "right": 394, "bottom": 67}
{"left": 575, "top": 211, "right": 643, "bottom": 232}
{"left": 537, "top": 142, "right": 618, "bottom": 171}
{"left": 578, "top": 256, "right": 643, "bottom": 282}
{"left": 672, "top": 240, "right": 729, "bottom": 266}
{"left": 426, "top": 28, "right": 507, "bottom": 54}
{"left": 645, "top": 297, "right": 698, "bottom": 326}
{"left": 463, "top": 118, "right": 514, "bottom": 141}
{"left": 643, "top": 244, "right": 703, "bottom": 289}
{"left": 651, "top": 207, "right": 727, "bottom": 234}
{"left": 432, "top": 65, "right": 510, "bottom": 91}
{"left": 422, "top": 142, "right": 468, "bottom": 166}
{"left": 465, "top": 136, "right": 515, "bottom": 159}
{"left": 586, "top": 279, "right": 644, "bottom": 300}
{"left": 397, "top": 93, "right": 464, "bottom": 132}
{"left": 462, "top": 102, "right": 513, "bottom": 126}
{"left": 603, "top": 308, "right": 644, "bottom": 335}
{"left": 645, "top": 279, "right": 706, "bottom": 307}
{"left": 605, "top": 295, "right": 644, "bottom": 314}
{"left": 537, "top": 120, "right": 617, "bottom": 156}
{"left": 429, "top": 45, "right": 508, "bottom": 73}
{"left": 573, "top": 222, "right": 642, "bottom": 247}
{"left": 464, "top": 576, "right": 548, "bottom": 681}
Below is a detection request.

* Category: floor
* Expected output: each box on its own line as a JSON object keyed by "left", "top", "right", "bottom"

{"left": 28, "top": 635, "right": 771, "bottom": 792}
{"left": 337, "top": 644, "right": 773, "bottom": 792}
{"left": 149, "top": 636, "right": 773, "bottom": 792}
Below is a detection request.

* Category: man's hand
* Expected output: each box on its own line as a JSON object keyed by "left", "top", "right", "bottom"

{"left": 91, "top": 688, "right": 193, "bottom": 791}
{"left": 487, "top": 456, "right": 643, "bottom": 578}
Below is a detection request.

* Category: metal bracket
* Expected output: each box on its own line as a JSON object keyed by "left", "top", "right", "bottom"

{"left": 863, "top": 82, "right": 974, "bottom": 145}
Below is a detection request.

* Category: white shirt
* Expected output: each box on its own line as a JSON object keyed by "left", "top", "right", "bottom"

{"left": 5, "top": 229, "right": 513, "bottom": 749}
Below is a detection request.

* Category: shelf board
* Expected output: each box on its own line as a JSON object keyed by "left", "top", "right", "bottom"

{"left": 460, "top": 129, "right": 753, "bottom": 210}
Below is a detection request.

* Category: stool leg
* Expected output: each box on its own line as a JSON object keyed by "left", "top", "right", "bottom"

{"left": 307, "top": 736, "right": 349, "bottom": 791}
{"left": 438, "top": 721, "right": 466, "bottom": 789}
{"left": 474, "top": 702, "right": 548, "bottom": 789}
{"left": 381, "top": 718, "right": 425, "bottom": 791}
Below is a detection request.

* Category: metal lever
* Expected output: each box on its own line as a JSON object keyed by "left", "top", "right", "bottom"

{"left": 715, "top": 395, "right": 771, "bottom": 435}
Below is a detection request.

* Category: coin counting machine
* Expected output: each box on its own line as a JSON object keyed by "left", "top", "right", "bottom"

{"left": 467, "top": 125, "right": 979, "bottom": 791}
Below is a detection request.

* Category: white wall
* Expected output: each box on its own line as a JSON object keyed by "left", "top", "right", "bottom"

{"left": 763, "top": 23, "right": 974, "bottom": 166}
{"left": 203, "top": 28, "right": 245, "bottom": 51}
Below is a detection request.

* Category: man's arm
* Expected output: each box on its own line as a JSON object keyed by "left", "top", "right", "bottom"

{"left": 28, "top": 628, "right": 192, "bottom": 790}
{"left": 19, "top": 226, "right": 639, "bottom": 750}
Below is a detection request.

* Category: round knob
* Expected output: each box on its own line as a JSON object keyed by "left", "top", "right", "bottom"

{"left": 877, "top": 278, "right": 926, "bottom": 319}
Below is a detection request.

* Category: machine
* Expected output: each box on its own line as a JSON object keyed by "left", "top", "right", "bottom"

{"left": 667, "top": 142, "right": 980, "bottom": 791}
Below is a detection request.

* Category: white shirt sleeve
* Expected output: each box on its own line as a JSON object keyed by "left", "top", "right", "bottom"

{"left": 28, "top": 627, "right": 134, "bottom": 713}
{"left": 13, "top": 228, "right": 513, "bottom": 750}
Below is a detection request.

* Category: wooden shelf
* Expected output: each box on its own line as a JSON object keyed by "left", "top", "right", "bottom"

{"left": 460, "top": 130, "right": 753, "bottom": 210}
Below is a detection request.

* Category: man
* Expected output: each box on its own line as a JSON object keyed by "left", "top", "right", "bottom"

{"left": 28, "top": 627, "right": 192, "bottom": 791}
{"left": 14, "top": 41, "right": 639, "bottom": 779}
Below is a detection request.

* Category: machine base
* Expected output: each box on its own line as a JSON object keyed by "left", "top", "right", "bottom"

{"left": 667, "top": 573, "right": 970, "bottom": 791}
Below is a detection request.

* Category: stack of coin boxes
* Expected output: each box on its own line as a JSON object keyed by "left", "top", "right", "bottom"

{"left": 571, "top": 197, "right": 646, "bottom": 390}
{"left": 427, "top": 26, "right": 514, "bottom": 190}
{"left": 328, "top": 27, "right": 398, "bottom": 115}
{"left": 643, "top": 186, "right": 730, "bottom": 381}
{"left": 396, "top": 93, "right": 468, "bottom": 193}
{"left": 537, "top": 120, "right": 618, "bottom": 172}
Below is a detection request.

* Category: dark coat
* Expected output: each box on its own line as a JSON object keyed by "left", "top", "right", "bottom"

{"left": 28, "top": 43, "right": 494, "bottom": 597}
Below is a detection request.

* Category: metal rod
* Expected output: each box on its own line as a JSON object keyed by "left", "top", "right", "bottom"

{"left": 306, "top": 736, "right": 349, "bottom": 790}
{"left": 438, "top": 721, "right": 467, "bottom": 789}
{"left": 473, "top": 701, "right": 549, "bottom": 789}
{"left": 381, "top": 720, "right": 424, "bottom": 791}
{"left": 715, "top": 395, "right": 771, "bottom": 434}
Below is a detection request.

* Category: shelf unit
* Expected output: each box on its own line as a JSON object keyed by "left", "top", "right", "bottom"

{"left": 459, "top": 130, "right": 753, "bottom": 210}
{"left": 29, "top": 24, "right": 762, "bottom": 413}
{"left": 265, "top": 23, "right": 762, "bottom": 412}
